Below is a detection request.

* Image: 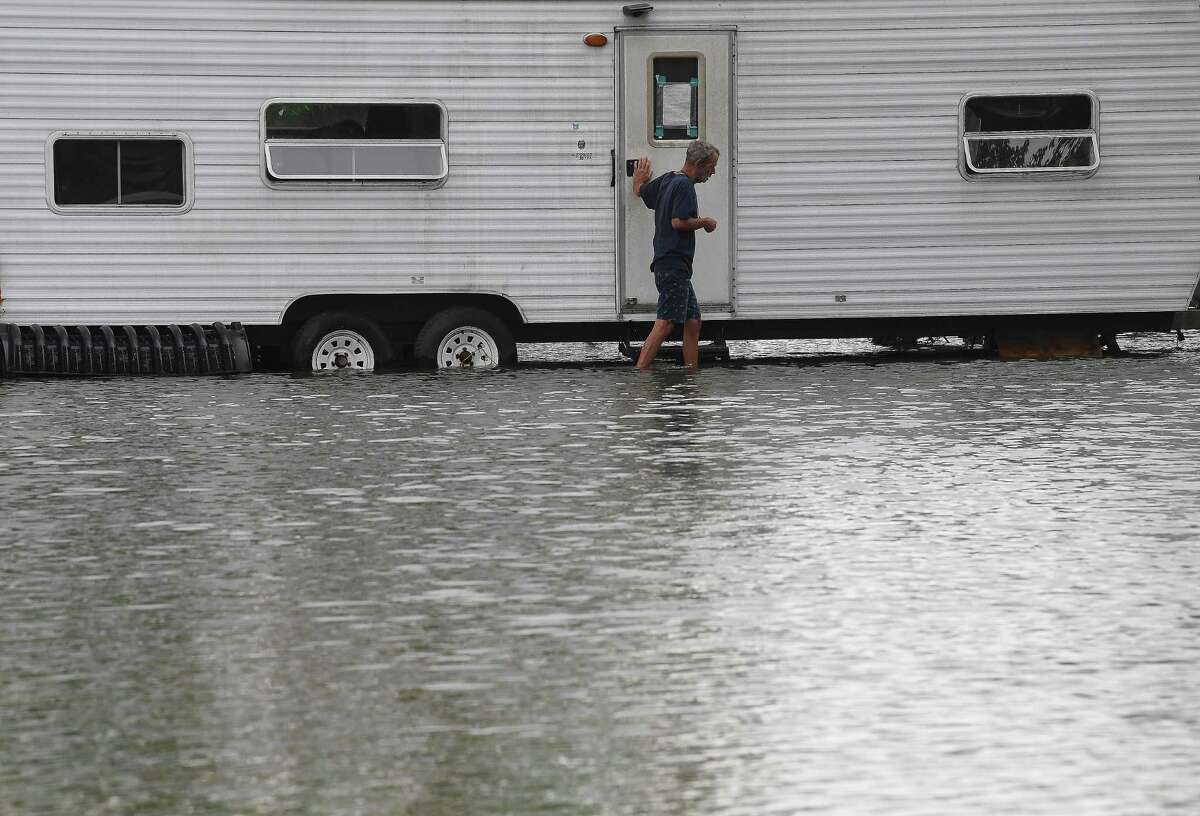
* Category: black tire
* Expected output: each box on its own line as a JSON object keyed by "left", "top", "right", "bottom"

{"left": 413, "top": 307, "right": 517, "bottom": 369}
{"left": 289, "top": 311, "right": 391, "bottom": 372}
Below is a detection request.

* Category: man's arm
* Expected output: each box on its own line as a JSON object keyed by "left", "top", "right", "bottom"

{"left": 632, "top": 157, "right": 652, "bottom": 197}
{"left": 668, "top": 179, "right": 716, "bottom": 232}
{"left": 671, "top": 216, "right": 718, "bottom": 233}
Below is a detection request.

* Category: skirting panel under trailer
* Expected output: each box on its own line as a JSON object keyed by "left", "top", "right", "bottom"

{"left": 0, "top": 323, "right": 253, "bottom": 377}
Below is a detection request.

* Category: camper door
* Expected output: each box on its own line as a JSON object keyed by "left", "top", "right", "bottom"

{"left": 618, "top": 29, "right": 735, "bottom": 319}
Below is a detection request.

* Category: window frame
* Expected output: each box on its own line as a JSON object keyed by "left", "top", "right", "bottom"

{"left": 259, "top": 97, "right": 450, "bottom": 190}
{"left": 45, "top": 131, "right": 195, "bottom": 215}
{"left": 645, "top": 52, "right": 707, "bottom": 148}
{"left": 957, "top": 90, "right": 1101, "bottom": 181}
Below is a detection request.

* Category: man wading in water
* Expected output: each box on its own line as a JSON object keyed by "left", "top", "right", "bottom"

{"left": 631, "top": 140, "right": 720, "bottom": 371}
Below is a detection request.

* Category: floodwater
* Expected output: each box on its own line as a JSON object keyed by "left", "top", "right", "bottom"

{"left": 2, "top": 336, "right": 1199, "bottom": 816}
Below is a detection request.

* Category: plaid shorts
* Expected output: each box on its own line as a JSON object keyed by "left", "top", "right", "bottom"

{"left": 653, "top": 263, "right": 701, "bottom": 324}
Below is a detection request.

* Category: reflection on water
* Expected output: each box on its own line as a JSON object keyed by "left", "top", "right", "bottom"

{"left": 2, "top": 336, "right": 1199, "bottom": 815}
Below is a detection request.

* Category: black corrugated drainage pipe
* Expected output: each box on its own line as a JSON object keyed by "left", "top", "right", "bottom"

{"left": 0, "top": 323, "right": 252, "bottom": 377}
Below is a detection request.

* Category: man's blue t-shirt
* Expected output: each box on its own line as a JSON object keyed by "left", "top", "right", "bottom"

{"left": 639, "top": 171, "right": 698, "bottom": 270}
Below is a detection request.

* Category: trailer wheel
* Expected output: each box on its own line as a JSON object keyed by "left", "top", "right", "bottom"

{"left": 414, "top": 307, "right": 517, "bottom": 370}
{"left": 291, "top": 311, "right": 391, "bottom": 372}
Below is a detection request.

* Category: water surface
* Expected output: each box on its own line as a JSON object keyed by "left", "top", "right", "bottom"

{"left": 2, "top": 336, "right": 1199, "bottom": 815}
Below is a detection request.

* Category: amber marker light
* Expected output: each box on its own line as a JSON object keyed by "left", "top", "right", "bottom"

{"left": 583, "top": 33, "right": 609, "bottom": 47}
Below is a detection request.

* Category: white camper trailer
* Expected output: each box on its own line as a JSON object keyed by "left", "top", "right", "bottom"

{"left": 1, "top": 0, "right": 1199, "bottom": 372}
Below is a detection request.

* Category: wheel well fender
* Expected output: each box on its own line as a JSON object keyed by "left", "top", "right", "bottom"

{"left": 279, "top": 293, "right": 527, "bottom": 340}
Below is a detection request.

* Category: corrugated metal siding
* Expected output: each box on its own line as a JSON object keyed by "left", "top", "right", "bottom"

{"left": 0, "top": 75, "right": 612, "bottom": 121}
{"left": 731, "top": 2, "right": 1200, "bottom": 318}
{"left": 1, "top": 0, "right": 1199, "bottom": 326}
{"left": 1, "top": 253, "right": 613, "bottom": 325}
{"left": 0, "top": 1, "right": 622, "bottom": 325}
{"left": 4, "top": 2, "right": 1197, "bottom": 33}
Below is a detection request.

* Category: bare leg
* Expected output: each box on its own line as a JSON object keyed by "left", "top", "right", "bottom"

{"left": 682, "top": 318, "right": 702, "bottom": 370}
{"left": 636, "top": 320, "right": 676, "bottom": 370}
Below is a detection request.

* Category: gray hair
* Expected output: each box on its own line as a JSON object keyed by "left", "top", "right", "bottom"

{"left": 686, "top": 140, "right": 720, "bottom": 165}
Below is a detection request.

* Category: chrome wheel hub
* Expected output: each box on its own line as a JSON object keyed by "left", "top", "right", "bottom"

{"left": 436, "top": 326, "right": 499, "bottom": 369}
{"left": 311, "top": 330, "right": 375, "bottom": 372}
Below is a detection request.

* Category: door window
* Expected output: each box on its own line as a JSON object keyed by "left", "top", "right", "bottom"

{"left": 650, "top": 55, "right": 703, "bottom": 145}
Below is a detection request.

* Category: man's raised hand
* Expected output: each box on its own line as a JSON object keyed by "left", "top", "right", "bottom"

{"left": 632, "top": 157, "right": 652, "bottom": 194}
